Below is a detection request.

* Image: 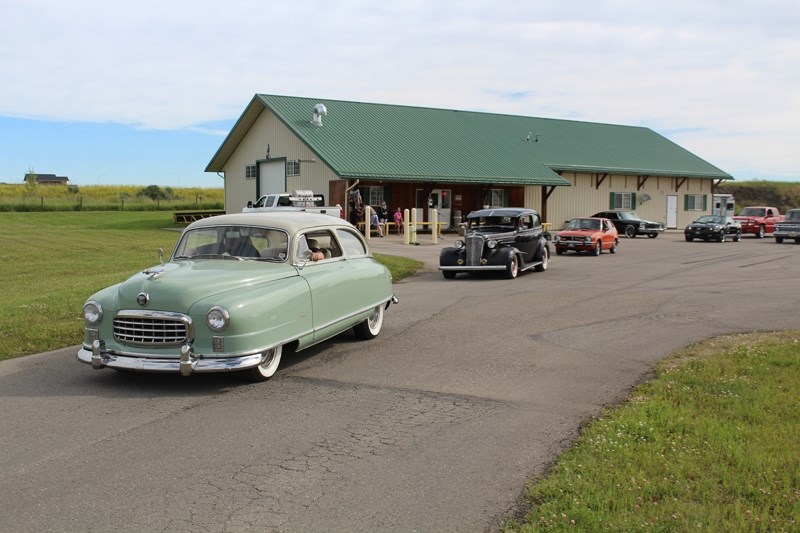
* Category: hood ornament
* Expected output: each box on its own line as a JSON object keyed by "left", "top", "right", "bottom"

{"left": 143, "top": 248, "right": 166, "bottom": 279}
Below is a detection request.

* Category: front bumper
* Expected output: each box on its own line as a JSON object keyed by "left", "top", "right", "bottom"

{"left": 685, "top": 229, "right": 722, "bottom": 238}
{"left": 439, "top": 264, "right": 506, "bottom": 271}
{"left": 77, "top": 340, "right": 268, "bottom": 376}
{"left": 555, "top": 241, "right": 593, "bottom": 250}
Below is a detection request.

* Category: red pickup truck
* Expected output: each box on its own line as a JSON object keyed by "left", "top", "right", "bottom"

{"left": 733, "top": 206, "right": 783, "bottom": 238}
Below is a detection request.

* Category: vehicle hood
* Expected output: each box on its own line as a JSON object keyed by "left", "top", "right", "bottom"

{"left": 688, "top": 222, "right": 724, "bottom": 228}
{"left": 557, "top": 229, "right": 601, "bottom": 237}
{"left": 115, "top": 260, "right": 299, "bottom": 311}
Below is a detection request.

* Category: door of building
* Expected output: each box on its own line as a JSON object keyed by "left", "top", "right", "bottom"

{"left": 258, "top": 160, "right": 286, "bottom": 198}
{"left": 428, "top": 188, "right": 452, "bottom": 230}
{"left": 666, "top": 195, "right": 678, "bottom": 228}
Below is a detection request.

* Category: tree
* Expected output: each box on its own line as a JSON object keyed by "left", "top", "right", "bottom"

{"left": 24, "top": 167, "right": 38, "bottom": 196}
{"left": 137, "top": 185, "right": 167, "bottom": 202}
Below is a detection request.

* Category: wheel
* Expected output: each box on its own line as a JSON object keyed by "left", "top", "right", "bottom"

{"left": 505, "top": 253, "right": 519, "bottom": 279}
{"left": 354, "top": 304, "right": 384, "bottom": 340}
{"left": 735, "top": 232, "right": 742, "bottom": 242}
{"left": 775, "top": 236, "right": 784, "bottom": 244}
{"left": 555, "top": 248, "right": 564, "bottom": 255}
{"left": 610, "top": 240, "right": 618, "bottom": 253}
{"left": 624, "top": 225, "right": 636, "bottom": 238}
{"left": 647, "top": 233, "right": 658, "bottom": 239}
{"left": 756, "top": 225, "right": 765, "bottom": 238}
{"left": 685, "top": 235, "right": 694, "bottom": 242}
{"left": 534, "top": 245, "right": 549, "bottom": 272}
{"left": 247, "top": 345, "right": 283, "bottom": 382}
{"left": 442, "top": 270, "right": 456, "bottom": 279}
{"left": 795, "top": 238, "right": 800, "bottom": 244}
{"left": 719, "top": 233, "right": 726, "bottom": 243}
{"left": 593, "top": 241, "right": 601, "bottom": 256}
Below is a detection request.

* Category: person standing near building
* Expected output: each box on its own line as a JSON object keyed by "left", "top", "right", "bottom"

{"left": 348, "top": 189, "right": 363, "bottom": 226}
{"left": 378, "top": 201, "right": 389, "bottom": 235}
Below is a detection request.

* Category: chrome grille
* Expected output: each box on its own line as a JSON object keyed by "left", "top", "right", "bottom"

{"left": 465, "top": 235, "right": 484, "bottom": 266}
{"left": 114, "top": 311, "right": 192, "bottom": 346}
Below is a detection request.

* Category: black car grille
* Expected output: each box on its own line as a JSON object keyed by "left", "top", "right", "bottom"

{"left": 465, "top": 235, "right": 484, "bottom": 266}
{"left": 559, "top": 236, "right": 587, "bottom": 243}
{"left": 114, "top": 311, "right": 192, "bottom": 346}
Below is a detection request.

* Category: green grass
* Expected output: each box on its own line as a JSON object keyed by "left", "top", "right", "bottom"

{"left": 504, "top": 332, "right": 800, "bottom": 532}
{"left": 0, "top": 211, "right": 421, "bottom": 359}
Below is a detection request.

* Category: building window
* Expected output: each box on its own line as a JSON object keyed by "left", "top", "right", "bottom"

{"left": 684, "top": 194, "right": 707, "bottom": 211}
{"left": 489, "top": 189, "right": 506, "bottom": 207}
{"left": 245, "top": 164, "right": 257, "bottom": 180}
{"left": 286, "top": 160, "right": 300, "bottom": 177}
{"left": 365, "top": 186, "right": 384, "bottom": 206}
{"left": 610, "top": 192, "right": 636, "bottom": 210}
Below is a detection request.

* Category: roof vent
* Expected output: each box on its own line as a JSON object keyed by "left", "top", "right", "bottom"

{"left": 311, "top": 103, "right": 327, "bottom": 127}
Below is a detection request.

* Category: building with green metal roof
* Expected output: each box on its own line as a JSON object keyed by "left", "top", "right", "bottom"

{"left": 206, "top": 94, "right": 732, "bottom": 230}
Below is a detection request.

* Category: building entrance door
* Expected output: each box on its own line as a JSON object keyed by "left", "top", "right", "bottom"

{"left": 666, "top": 195, "right": 678, "bottom": 228}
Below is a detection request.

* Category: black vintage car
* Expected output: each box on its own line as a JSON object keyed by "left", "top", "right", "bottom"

{"left": 439, "top": 208, "right": 550, "bottom": 279}
{"left": 591, "top": 210, "right": 665, "bottom": 238}
{"left": 684, "top": 215, "right": 742, "bottom": 242}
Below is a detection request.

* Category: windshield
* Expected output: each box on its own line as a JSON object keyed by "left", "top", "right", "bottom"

{"left": 739, "top": 207, "right": 766, "bottom": 217}
{"left": 467, "top": 215, "right": 516, "bottom": 232}
{"left": 616, "top": 212, "right": 640, "bottom": 221}
{"left": 695, "top": 215, "right": 724, "bottom": 224}
{"left": 173, "top": 226, "right": 289, "bottom": 261}
{"left": 566, "top": 218, "right": 601, "bottom": 230}
{"left": 785, "top": 211, "right": 800, "bottom": 221}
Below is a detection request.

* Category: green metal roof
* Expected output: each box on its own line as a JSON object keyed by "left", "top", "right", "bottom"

{"left": 206, "top": 94, "right": 733, "bottom": 185}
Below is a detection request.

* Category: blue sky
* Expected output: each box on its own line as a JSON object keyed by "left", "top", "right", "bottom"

{"left": 2, "top": 0, "right": 798, "bottom": 188}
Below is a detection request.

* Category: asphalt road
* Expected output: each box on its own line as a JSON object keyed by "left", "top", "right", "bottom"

{"left": 2, "top": 232, "right": 798, "bottom": 532}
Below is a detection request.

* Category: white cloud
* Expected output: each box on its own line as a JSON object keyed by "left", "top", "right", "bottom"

{"left": 1, "top": 0, "right": 798, "bottom": 180}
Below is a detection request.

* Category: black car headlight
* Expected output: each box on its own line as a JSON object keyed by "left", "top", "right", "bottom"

{"left": 454, "top": 240, "right": 464, "bottom": 250}
{"left": 486, "top": 239, "right": 497, "bottom": 249}
{"left": 207, "top": 306, "right": 230, "bottom": 332}
{"left": 83, "top": 301, "right": 103, "bottom": 325}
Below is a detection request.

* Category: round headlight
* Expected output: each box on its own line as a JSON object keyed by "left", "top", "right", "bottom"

{"left": 584, "top": 236, "right": 592, "bottom": 243}
{"left": 454, "top": 240, "right": 464, "bottom": 250}
{"left": 486, "top": 240, "right": 497, "bottom": 249}
{"left": 207, "top": 306, "right": 230, "bottom": 332}
{"left": 83, "top": 301, "right": 103, "bottom": 325}
{"left": 553, "top": 235, "right": 561, "bottom": 242}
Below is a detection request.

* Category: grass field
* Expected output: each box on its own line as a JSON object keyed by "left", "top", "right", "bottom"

{"left": 505, "top": 332, "right": 800, "bottom": 532}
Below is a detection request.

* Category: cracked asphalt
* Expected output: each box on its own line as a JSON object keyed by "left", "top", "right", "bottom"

{"left": 1, "top": 232, "right": 798, "bottom": 532}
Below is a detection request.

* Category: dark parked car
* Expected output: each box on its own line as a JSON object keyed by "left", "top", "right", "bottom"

{"left": 684, "top": 215, "right": 742, "bottom": 242}
{"left": 591, "top": 210, "right": 665, "bottom": 238}
{"left": 774, "top": 209, "right": 800, "bottom": 244}
{"left": 439, "top": 207, "right": 550, "bottom": 279}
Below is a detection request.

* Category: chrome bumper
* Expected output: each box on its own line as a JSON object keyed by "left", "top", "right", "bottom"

{"left": 439, "top": 265, "right": 506, "bottom": 271}
{"left": 77, "top": 340, "right": 266, "bottom": 376}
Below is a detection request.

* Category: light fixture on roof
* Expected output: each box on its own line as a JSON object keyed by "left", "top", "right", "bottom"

{"left": 525, "top": 132, "right": 541, "bottom": 142}
{"left": 311, "top": 103, "right": 327, "bottom": 127}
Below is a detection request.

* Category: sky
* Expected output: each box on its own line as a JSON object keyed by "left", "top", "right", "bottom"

{"left": 1, "top": 0, "right": 798, "bottom": 188}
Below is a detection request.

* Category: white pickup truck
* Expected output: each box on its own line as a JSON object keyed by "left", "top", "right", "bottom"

{"left": 242, "top": 190, "right": 343, "bottom": 218}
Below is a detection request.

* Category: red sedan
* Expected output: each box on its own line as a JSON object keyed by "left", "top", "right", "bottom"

{"left": 553, "top": 217, "right": 619, "bottom": 256}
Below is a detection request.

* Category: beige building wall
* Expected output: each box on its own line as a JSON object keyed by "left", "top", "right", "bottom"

{"left": 222, "top": 109, "right": 340, "bottom": 213}
{"left": 528, "top": 173, "right": 715, "bottom": 230}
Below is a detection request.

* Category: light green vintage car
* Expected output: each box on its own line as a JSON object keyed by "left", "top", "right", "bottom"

{"left": 78, "top": 212, "right": 397, "bottom": 381}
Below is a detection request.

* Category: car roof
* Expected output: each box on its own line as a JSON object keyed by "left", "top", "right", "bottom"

{"left": 186, "top": 211, "right": 353, "bottom": 233}
{"left": 467, "top": 207, "right": 538, "bottom": 219}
